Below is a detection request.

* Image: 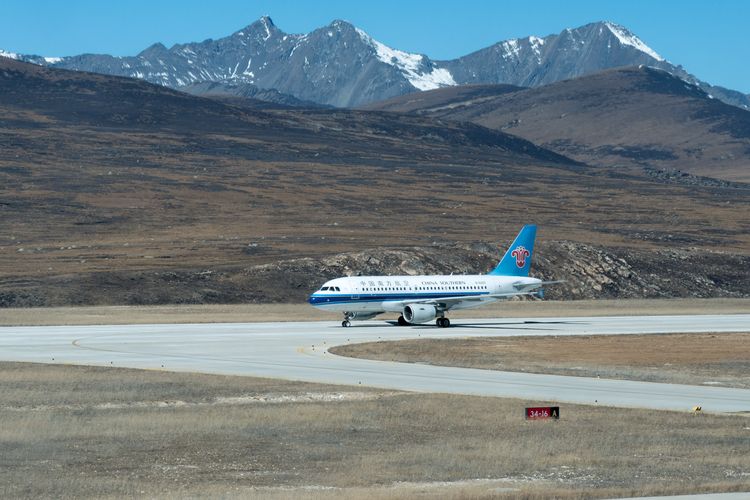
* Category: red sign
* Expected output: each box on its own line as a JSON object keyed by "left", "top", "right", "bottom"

{"left": 525, "top": 406, "right": 560, "bottom": 420}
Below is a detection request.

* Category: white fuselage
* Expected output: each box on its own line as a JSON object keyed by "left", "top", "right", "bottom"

{"left": 308, "top": 274, "right": 541, "bottom": 313}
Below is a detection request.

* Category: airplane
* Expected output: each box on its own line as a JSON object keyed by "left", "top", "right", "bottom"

{"left": 308, "top": 225, "right": 559, "bottom": 327}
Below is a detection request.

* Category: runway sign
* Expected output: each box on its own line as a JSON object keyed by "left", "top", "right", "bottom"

{"left": 525, "top": 406, "right": 560, "bottom": 420}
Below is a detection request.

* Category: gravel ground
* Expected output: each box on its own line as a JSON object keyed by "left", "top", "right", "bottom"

{"left": 1, "top": 298, "right": 748, "bottom": 326}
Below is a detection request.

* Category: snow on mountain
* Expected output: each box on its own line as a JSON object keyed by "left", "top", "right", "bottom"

{"left": 604, "top": 22, "right": 664, "bottom": 61}
{"left": 259, "top": 15, "right": 273, "bottom": 41}
{"left": 528, "top": 36, "right": 545, "bottom": 60}
{"left": 355, "top": 27, "right": 455, "bottom": 90}
{"left": 0, "top": 49, "right": 20, "bottom": 59}
{"left": 1, "top": 49, "right": 55, "bottom": 66}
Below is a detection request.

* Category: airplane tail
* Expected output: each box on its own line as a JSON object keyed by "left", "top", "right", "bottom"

{"left": 488, "top": 225, "right": 537, "bottom": 277}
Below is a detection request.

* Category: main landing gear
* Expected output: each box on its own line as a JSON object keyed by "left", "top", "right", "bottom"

{"left": 342, "top": 312, "right": 353, "bottom": 328}
{"left": 344, "top": 313, "right": 451, "bottom": 328}
{"left": 396, "top": 315, "right": 450, "bottom": 327}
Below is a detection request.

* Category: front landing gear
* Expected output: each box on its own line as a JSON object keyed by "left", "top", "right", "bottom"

{"left": 436, "top": 317, "right": 451, "bottom": 328}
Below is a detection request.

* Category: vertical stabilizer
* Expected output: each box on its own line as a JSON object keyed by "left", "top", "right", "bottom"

{"left": 488, "top": 225, "right": 537, "bottom": 277}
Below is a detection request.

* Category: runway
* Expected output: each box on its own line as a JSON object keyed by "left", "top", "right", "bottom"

{"left": 1, "top": 314, "right": 749, "bottom": 413}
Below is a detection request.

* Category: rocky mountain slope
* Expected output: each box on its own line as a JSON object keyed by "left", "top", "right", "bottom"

{"left": 3, "top": 18, "right": 748, "bottom": 109}
{"left": 365, "top": 67, "right": 750, "bottom": 182}
{"left": 3, "top": 241, "right": 747, "bottom": 307}
{"left": 439, "top": 21, "right": 749, "bottom": 110}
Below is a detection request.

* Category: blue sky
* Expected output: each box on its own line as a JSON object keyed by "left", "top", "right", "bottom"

{"left": 1, "top": 0, "right": 748, "bottom": 93}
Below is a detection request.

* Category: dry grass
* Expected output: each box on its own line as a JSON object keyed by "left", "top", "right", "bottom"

{"left": 1, "top": 362, "right": 749, "bottom": 499}
{"left": 331, "top": 332, "right": 750, "bottom": 388}
{"left": 1, "top": 298, "right": 748, "bottom": 326}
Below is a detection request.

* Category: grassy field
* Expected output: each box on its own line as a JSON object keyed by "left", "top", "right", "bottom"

{"left": 1, "top": 297, "right": 748, "bottom": 326}
{"left": 331, "top": 332, "right": 750, "bottom": 389}
{"left": 1, "top": 362, "right": 749, "bottom": 499}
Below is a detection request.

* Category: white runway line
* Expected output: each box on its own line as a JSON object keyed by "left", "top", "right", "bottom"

{"left": 1, "top": 315, "right": 749, "bottom": 413}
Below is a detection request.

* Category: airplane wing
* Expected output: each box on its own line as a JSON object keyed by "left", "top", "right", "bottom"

{"left": 386, "top": 291, "right": 538, "bottom": 310}
{"left": 386, "top": 281, "right": 564, "bottom": 311}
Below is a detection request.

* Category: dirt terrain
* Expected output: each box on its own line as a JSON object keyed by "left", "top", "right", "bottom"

{"left": 1, "top": 298, "right": 748, "bottom": 326}
{"left": 332, "top": 332, "right": 750, "bottom": 388}
{"left": 1, "top": 362, "right": 748, "bottom": 499}
{"left": 1, "top": 58, "right": 749, "bottom": 307}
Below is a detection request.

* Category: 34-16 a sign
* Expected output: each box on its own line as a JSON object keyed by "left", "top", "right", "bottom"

{"left": 525, "top": 406, "right": 560, "bottom": 420}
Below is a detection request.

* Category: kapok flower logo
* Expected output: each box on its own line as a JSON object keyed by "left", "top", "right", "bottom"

{"left": 511, "top": 246, "right": 530, "bottom": 268}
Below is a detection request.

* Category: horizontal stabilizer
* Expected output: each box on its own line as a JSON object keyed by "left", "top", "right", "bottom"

{"left": 513, "top": 280, "right": 565, "bottom": 291}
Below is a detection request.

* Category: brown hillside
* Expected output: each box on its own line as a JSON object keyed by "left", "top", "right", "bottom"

{"left": 1, "top": 58, "right": 749, "bottom": 305}
{"left": 366, "top": 67, "right": 750, "bottom": 183}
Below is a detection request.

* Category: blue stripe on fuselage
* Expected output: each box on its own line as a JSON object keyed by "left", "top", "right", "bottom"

{"left": 308, "top": 291, "right": 487, "bottom": 306}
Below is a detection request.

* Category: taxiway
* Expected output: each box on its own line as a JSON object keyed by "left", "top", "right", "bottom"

{"left": 1, "top": 314, "right": 748, "bottom": 413}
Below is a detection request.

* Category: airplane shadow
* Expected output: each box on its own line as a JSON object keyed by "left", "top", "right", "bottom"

{"left": 382, "top": 320, "right": 588, "bottom": 331}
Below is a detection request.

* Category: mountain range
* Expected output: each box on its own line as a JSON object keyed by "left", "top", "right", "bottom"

{"left": 2, "top": 17, "right": 749, "bottom": 109}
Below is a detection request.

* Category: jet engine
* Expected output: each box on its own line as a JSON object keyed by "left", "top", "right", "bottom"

{"left": 403, "top": 304, "right": 437, "bottom": 324}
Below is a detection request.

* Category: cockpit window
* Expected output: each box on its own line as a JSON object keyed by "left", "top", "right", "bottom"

{"left": 334, "top": 287, "right": 341, "bottom": 291}
{"left": 321, "top": 286, "right": 329, "bottom": 291}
